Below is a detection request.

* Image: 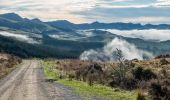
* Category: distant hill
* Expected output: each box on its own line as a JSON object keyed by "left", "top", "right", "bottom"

{"left": 0, "top": 13, "right": 170, "bottom": 58}
{"left": 0, "top": 13, "right": 62, "bottom": 34}
{"left": 46, "top": 20, "right": 77, "bottom": 30}
{"left": 46, "top": 20, "right": 170, "bottom": 30}
{"left": 0, "top": 13, "right": 23, "bottom": 21}
{"left": 1, "top": 13, "right": 170, "bottom": 33}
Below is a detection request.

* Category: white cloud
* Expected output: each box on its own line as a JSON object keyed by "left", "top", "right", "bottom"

{"left": 112, "top": 0, "right": 131, "bottom": 2}
{"left": 98, "top": 1, "right": 170, "bottom": 8}
{"left": 0, "top": 31, "right": 39, "bottom": 44}
{"left": 121, "top": 17, "right": 170, "bottom": 24}
{"left": 80, "top": 38, "right": 153, "bottom": 62}
{"left": 105, "top": 29, "right": 170, "bottom": 41}
{"left": 0, "top": 0, "right": 170, "bottom": 23}
{"left": 100, "top": 4, "right": 150, "bottom": 8}
{"left": 154, "top": 0, "right": 170, "bottom": 7}
{"left": 0, "top": 0, "right": 97, "bottom": 23}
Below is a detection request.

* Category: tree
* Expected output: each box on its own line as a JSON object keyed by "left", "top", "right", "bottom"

{"left": 112, "top": 49, "right": 127, "bottom": 82}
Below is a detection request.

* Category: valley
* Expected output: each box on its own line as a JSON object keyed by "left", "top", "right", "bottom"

{"left": 0, "top": 12, "right": 170, "bottom": 100}
{"left": 1, "top": 13, "right": 170, "bottom": 59}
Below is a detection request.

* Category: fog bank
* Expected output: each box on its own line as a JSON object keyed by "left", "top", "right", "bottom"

{"left": 80, "top": 38, "right": 153, "bottom": 62}
{"left": 0, "top": 31, "right": 39, "bottom": 44}
{"left": 105, "top": 29, "right": 170, "bottom": 41}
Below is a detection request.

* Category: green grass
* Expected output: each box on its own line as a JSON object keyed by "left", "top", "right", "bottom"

{"left": 58, "top": 80, "right": 136, "bottom": 100}
{"left": 43, "top": 61, "right": 137, "bottom": 100}
{"left": 43, "top": 61, "right": 61, "bottom": 80}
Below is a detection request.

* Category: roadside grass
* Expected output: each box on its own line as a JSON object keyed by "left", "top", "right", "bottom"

{"left": 43, "top": 61, "right": 60, "bottom": 80}
{"left": 43, "top": 61, "right": 137, "bottom": 100}
{"left": 58, "top": 80, "right": 137, "bottom": 100}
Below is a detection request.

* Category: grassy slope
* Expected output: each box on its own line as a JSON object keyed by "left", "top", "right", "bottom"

{"left": 43, "top": 61, "right": 137, "bottom": 100}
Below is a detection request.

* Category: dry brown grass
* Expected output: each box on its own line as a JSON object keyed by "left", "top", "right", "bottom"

{"left": 45, "top": 57, "right": 170, "bottom": 99}
{"left": 0, "top": 53, "right": 21, "bottom": 79}
{"left": 53, "top": 58, "right": 168, "bottom": 71}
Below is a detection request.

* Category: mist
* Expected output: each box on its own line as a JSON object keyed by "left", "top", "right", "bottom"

{"left": 0, "top": 31, "right": 39, "bottom": 44}
{"left": 104, "top": 29, "right": 170, "bottom": 41}
{"left": 80, "top": 38, "right": 153, "bottom": 62}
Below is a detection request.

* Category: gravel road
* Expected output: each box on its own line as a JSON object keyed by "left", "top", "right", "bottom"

{"left": 0, "top": 60, "right": 85, "bottom": 100}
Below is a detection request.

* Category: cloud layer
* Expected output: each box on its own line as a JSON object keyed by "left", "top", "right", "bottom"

{"left": 104, "top": 29, "right": 170, "bottom": 41}
{"left": 0, "top": 0, "right": 170, "bottom": 23}
{"left": 0, "top": 31, "right": 39, "bottom": 44}
{"left": 80, "top": 38, "right": 153, "bottom": 62}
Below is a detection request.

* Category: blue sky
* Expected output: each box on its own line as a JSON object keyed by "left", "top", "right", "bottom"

{"left": 0, "top": 0, "right": 170, "bottom": 24}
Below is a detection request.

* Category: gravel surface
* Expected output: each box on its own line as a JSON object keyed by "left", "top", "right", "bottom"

{"left": 0, "top": 60, "right": 87, "bottom": 100}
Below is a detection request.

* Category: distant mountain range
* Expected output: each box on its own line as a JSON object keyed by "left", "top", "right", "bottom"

{"left": 47, "top": 21, "right": 170, "bottom": 30}
{"left": 1, "top": 13, "right": 170, "bottom": 34}
{"left": 0, "top": 13, "right": 170, "bottom": 58}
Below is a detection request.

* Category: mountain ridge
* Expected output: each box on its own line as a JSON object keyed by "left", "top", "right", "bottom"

{"left": 1, "top": 13, "right": 170, "bottom": 32}
{"left": 0, "top": 13, "right": 170, "bottom": 58}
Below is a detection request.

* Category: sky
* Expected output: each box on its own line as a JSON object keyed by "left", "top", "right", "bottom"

{"left": 0, "top": 0, "right": 170, "bottom": 24}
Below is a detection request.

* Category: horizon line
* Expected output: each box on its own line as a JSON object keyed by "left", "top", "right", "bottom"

{"left": 1, "top": 12, "right": 170, "bottom": 25}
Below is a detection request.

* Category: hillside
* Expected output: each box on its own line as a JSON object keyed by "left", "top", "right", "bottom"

{"left": 1, "top": 13, "right": 170, "bottom": 33}
{"left": 0, "top": 13, "right": 170, "bottom": 59}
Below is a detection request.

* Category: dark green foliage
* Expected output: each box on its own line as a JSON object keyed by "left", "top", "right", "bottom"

{"left": 113, "top": 49, "right": 127, "bottom": 82}
{"left": 68, "top": 73, "right": 75, "bottom": 81}
{"left": 0, "top": 35, "right": 103, "bottom": 59}
{"left": 126, "top": 38, "right": 170, "bottom": 57}
{"left": 132, "top": 67, "right": 157, "bottom": 81}
{"left": 149, "top": 79, "right": 170, "bottom": 100}
{"left": 155, "top": 54, "right": 170, "bottom": 59}
{"left": 110, "top": 77, "right": 138, "bottom": 90}
{"left": 136, "top": 91, "right": 146, "bottom": 100}
{"left": 121, "top": 78, "right": 138, "bottom": 90}
{"left": 42, "top": 34, "right": 104, "bottom": 51}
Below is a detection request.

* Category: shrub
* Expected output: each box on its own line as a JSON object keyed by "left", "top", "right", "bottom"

{"left": 121, "top": 77, "right": 138, "bottom": 89}
{"left": 87, "top": 74, "right": 94, "bottom": 86}
{"left": 75, "top": 63, "right": 104, "bottom": 86}
{"left": 132, "top": 67, "right": 143, "bottom": 80}
{"left": 149, "top": 79, "right": 170, "bottom": 100}
{"left": 110, "top": 49, "right": 139, "bottom": 89}
{"left": 160, "top": 58, "right": 169, "bottom": 65}
{"left": 68, "top": 73, "right": 75, "bottom": 81}
{"left": 136, "top": 90, "right": 146, "bottom": 100}
{"left": 132, "top": 66, "right": 157, "bottom": 81}
{"left": 143, "top": 69, "right": 157, "bottom": 80}
{"left": 155, "top": 54, "right": 170, "bottom": 59}
{"left": 112, "top": 49, "right": 130, "bottom": 82}
{"left": 159, "top": 68, "right": 169, "bottom": 79}
{"left": 109, "top": 76, "right": 138, "bottom": 90}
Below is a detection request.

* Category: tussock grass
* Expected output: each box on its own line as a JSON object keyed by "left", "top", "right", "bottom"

{"left": 43, "top": 61, "right": 137, "bottom": 100}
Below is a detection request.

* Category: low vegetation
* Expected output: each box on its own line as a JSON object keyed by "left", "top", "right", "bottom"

{"left": 0, "top": 53, "right": 22, "bottom": 79}
{"left": 43, "top": 51, "right": 170, "bottom": 100}
{"left": 43, "top": 61, "right": 137, "bottom": 100}
{"left": 149, "top": 79, "right": 170, "bottom": 100}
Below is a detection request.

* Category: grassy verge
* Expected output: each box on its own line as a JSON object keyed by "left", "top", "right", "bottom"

{"left": 43, "top": 61, "right": 137, "bottom": 100}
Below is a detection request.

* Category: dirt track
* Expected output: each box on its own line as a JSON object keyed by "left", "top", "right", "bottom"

{"left": 0, "top": 60, "right": 84, "bottom": 100}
